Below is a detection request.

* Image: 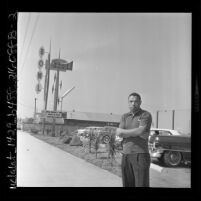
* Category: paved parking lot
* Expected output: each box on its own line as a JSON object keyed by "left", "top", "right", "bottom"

{"left": 150, "top": 158, "right": 191, "bottom": 188}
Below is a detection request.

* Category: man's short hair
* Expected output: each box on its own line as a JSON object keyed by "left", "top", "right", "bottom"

{"left": 128, "top": 92, "right": 141, "bottom": 101}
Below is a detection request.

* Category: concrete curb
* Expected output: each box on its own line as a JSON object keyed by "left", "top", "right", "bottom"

{"left": 150, "top": 163, "right": 164, "bottom": 173}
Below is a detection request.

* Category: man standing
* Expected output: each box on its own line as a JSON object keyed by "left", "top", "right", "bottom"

{"left": 116, "top": 92, "right": 152, "bottom": 187}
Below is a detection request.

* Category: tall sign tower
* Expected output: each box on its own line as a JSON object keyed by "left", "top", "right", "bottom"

{"left": 42, "top": 48, "right": 73, "bottom": 136}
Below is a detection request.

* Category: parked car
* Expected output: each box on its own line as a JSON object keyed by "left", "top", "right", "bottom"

{"left": 75, "top": 127, "right": 102, "bottom": 138}
{"left": 99, "top": 126, "right": 123, "bottom": 144}
{"left": 149, "top": 128, "right": 182, "bottom": 142}
{"left": 75, "top": 126, "right": 122, "bottom": 146}
{"left": 149, "top": 131, "right": 191, "bottom": 167}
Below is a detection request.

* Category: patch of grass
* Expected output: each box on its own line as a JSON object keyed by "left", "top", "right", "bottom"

{"left": 30, "top": 132, "right": 122, "bottom": 177}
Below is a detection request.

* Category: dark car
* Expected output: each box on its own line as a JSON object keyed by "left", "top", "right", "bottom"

{"left": 149, "top": 134, "right": 191, "bottom": 167}
{"left": 149, "top": 128, "right": 183, "bottom": 143}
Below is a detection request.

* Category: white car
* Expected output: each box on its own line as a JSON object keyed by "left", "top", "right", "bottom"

{"left": 74, "top": 126, "right": 123, "bottom": 144}
{"left": 76, "top": 127, "right": 102, "bottom": 137}
{"left": 150, "top": 128, "right": 183, "bottom": 137}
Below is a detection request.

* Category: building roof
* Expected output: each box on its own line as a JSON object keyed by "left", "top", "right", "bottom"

{"left": 66, "top": 111, "right": 121, "bottom": 123}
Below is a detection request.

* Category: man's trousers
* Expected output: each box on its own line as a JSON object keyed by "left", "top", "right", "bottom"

{"left": 121, "top": 153, "right": 151, "bottom": 187}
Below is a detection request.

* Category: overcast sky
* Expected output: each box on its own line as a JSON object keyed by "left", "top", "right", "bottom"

{"left": 17, "top": 13, "right": 191, "bottom": 118}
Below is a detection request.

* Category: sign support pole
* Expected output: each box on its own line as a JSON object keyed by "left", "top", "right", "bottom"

{"left": 42, "top": 41, "right": 51, "bottom": 135}
{"left": 45, "top": 48, "right": 73, "bottom": 137}
{"left": 52, "top": 50, "right": 61, "bottom": 137}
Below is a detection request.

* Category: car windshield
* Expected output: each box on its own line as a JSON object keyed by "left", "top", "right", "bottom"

{"left": 177, "top": 130, "right": 186, "bottom": 135}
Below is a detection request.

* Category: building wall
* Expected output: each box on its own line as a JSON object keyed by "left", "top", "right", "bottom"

{"left": 174, "top": 110, "right": 191, "bottom": 135}
{"left": 150, "top": 109, "right": 191, "bottom": 134}
{"left": 158, "top": 110, "right": 173, "bottom": 129}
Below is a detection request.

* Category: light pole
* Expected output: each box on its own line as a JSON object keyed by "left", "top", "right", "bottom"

{"left": 60, "top": 86, "right": 75, "bottom": 112}
{"left": 34, "top": 98, "right": 37, "bottom": 119}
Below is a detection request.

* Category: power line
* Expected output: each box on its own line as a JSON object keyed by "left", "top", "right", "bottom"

{"left": 19, "top": 13, "right": 31, "bottom": 68}
{"left": 20, "top": 13, "right": 40, "bottom": 74}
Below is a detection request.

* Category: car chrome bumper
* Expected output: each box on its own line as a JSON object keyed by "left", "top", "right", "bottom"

{"left": 149, "top": 143, "right": 163, "bottom": 158}
{"left": 150, "top": 151, "right": 162, "bottom": 158}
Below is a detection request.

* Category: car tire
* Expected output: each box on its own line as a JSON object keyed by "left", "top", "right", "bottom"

{"left": 102, "top": 135, "right": 110, "bottom": 144}
{"left": 157, "top": 156, "right": 164, "bottom": 164}
{"left": 163, "top": 151, "right": 182, "bottom": 167}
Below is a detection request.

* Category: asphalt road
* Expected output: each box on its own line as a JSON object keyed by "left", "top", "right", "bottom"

{"left": 17, "top": 131, "right": 190, "bottom": 187}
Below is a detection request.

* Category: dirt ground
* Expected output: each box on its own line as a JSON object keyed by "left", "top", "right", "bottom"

{"left": 29, "top": 132, "right": 123, "bottom": 177}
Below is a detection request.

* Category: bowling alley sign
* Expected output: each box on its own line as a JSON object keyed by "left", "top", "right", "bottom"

{"left": 35, "top": 46, "right": 45, "bottom": 94}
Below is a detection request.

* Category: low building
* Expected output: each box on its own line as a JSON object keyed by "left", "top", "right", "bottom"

{"left": 64, "top": 111, "right": 121, "bottom": 134}
{"left": 23, "top": 111, "right": 121, "bottom": 136}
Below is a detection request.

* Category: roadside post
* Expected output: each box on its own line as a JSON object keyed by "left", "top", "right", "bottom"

{"left": 34, "top": 98, "right": 37, "bottom": 119}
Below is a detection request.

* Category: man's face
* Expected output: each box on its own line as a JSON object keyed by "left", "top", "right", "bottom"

{"left": 128, "top": 95, "right": 141, "bottom": 113}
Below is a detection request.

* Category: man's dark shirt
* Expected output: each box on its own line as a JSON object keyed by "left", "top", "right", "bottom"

{"left": 119, "top": 108, "right": 152, "bottom": 154}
